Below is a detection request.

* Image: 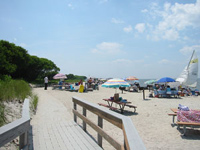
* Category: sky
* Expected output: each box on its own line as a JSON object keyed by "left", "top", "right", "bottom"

{"left": 1, "top": 0, "right": 200, "bottom": 79}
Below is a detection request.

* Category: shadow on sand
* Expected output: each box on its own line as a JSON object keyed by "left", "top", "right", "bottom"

{"left": 171, "top": 124, "right": 200, "bottom": 140}
{"left": 179, "top": 128, "right": 200, "bottom": 140}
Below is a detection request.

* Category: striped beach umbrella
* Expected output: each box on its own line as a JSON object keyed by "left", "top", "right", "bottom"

{"left": 102, "top": 78, "right": 130, "bottom": 88}
{"left": 53, "top": 73, "right": 67, "bottom": 79}
{"left": 125, "top": 76, "right": 139, "bottom": 81}
{"left": 144, "top": 79, "right": 157, "bottom": 85}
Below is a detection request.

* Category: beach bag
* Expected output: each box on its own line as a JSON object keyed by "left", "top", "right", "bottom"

{"left": 178, "top": 104, "right": 190, "bottom": 111}
{"left": 114, "top": 93, "right": 119, "bottom": 101}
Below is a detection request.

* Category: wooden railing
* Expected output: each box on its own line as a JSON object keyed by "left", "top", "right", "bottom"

{"left": 0, "top": 99, "right": 30, "bottom": 150}
{"left": 72, "top": 96, "right": 146, "bottom": 150}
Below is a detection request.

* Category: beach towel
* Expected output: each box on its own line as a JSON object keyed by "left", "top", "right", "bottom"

{"left": 177, "top": 110, "right": 200, "bottom": 123}
{"left": 120, "top": 99, "right": 127, "bottom": 103}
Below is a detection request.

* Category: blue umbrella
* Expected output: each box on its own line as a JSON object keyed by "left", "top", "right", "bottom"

{"left": 157, "top": 77, "right": 175, "bottom": 83}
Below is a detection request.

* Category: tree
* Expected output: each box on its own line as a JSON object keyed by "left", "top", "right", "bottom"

{"left": 0, "top": 40, "right": 60, "bottom": 82}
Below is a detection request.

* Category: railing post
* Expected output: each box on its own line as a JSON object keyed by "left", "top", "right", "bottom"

{"left": 74, "top": 102, "right": 77, "bottom": 122}
{"left": 83, "top": 107, "right": 86, "bottom": 132}
{"left": 19, "top": 130, "right": 28, "bottom": 150}
{"left": 97, "top": 116, "right": 103, "bottom": 147}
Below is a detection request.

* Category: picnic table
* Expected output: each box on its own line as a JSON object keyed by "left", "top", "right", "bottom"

{"left": 98, "top": 98, "right": 137, "bottom": 114}
{"left": 168, "top": 108, "right": 200, "bottom": 135}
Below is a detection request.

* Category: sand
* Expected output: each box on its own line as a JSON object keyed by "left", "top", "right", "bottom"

{"left": 32, "top": 86, "right": 200, "bottom": 150}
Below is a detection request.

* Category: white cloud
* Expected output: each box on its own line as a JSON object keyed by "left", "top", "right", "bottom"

{"left": 158, "top": 59, "right": 171, "bottom": 64}
{"left": 179, "top": 45, "right": 200, "bottom": 55}
{"left": 111, "top": 18, "right": 124, "bottom": 24}
{"left": 162, "top": 29, "right": 179, "bottom": 40}
{"left": 68, "top": 3, "right": 74, "bottom": 9}
{"left": 141, "top": 9, "right": 148, "bottom": 13}
{"left": 123, "top": 25, "right": 132, "bottom": 33}
{"left": 112, "top": 59, "right": 132, "bottom": 63}
{"left": 91, "top": 42, "right": 123, "bottom": 54}
{"left": 135, "top": 23, "right": 145, "bottom": 33}
{"left": 147, "top": 0, "right": 200, "bottom": 41}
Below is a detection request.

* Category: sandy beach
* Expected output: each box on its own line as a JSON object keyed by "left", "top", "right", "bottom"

{"left": 32, "top": 86, "right": 200, "bottom": 150}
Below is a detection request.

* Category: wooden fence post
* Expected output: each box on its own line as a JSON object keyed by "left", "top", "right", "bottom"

{"left": 74, "top": 102, "right": 77, "bottom": 122}
{"left": 19, "top": 131, "right": 28, "bottom": 149}
{"left": 83, "top": 107, "right": 86, "bottom": 132}
{"left": 97, "top": 116, "right": 103, "bottom": 147}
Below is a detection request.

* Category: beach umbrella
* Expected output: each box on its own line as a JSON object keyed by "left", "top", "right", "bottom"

{"left": 156, "top": 77, "right": 175, "bottom": 83}
{"left": 125, "top": 76, "right": 139, "bottom": 81}
{"left": 102, "top": 78, "right": 130, "bottom": 88}
{"left": 53, "top": 73, "right": 67, "bottom": 80}
{"left": 144, "top": 79, "right": 157, "bottom": 85}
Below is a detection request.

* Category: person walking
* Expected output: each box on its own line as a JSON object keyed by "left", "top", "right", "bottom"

{"left": 44, "top": 76, "right": 48, "bottom": 90}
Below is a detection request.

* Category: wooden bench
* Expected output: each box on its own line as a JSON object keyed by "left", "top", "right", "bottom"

{"left": 177, "top": 121, "right": 200, "bottom": 135}
{"left": 125, "top": 104, "right": 137, "bottom": 113}
{"left": 168, "top": 113, "right": 177, "bottom": 124}
{"left": 98, "top": 103, "right": 118, "bottom": 110}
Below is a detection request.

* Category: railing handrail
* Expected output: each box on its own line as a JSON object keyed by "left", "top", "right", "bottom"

{"left": 72, "top": 96, "right": 146, "bottom": 150}
{"left": 0, "top": 99, "right": 30, "bottom": 149}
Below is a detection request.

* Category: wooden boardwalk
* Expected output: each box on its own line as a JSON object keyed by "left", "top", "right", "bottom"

{"left": 32, "top": 120, "right": 102, "bottom": 150}
{"left": 31, "top": 89, "right": 102, "bottom": 150}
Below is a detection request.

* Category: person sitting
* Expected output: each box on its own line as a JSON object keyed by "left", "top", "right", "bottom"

{"left": 58, "top": 81, "right": 63, "bottom": 89}
{"left": 159, "top": 85, "right": 165, "bottom": 90}
{"left": 70, "top": 84, "right": 75, "bottom": 90}
{"left": 166, "top": 85, "right": 171, "bottom": 94}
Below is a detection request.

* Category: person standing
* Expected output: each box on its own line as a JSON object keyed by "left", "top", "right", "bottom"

{"left": 44, "top": 76, "right": 48, "bottom": 90}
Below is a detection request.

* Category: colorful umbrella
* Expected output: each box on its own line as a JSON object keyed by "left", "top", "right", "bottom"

{"left": 156, "top": 77, "right": 175, "bottom": 83}
{"left": 125, "top": 76, "right": 139, "bottom": 81}
{"left": 102, "top": 78, "right": 130, "bottom": 88}
{"left": 53, "top": 73, "right": 67, "bottom": 79}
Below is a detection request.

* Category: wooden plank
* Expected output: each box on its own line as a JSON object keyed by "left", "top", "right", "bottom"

{"left": 73, "top": 109, "right": 124, "bottom": 150}
{"left": 0, "top": 117, "right": 30, "bottom": 147}
{"left": 73, "top": 123, "right": 102, "bottom": 150}
{"left": 125, "top": 104, "right": 137, "bottom": 108}
{"left": 122, "top": 117, "right": 146, "bottom": 150}
{"left": 168, "top": 113, "right": 177, "bottom": 116}
{"left": 98, "top": 103, "right": 118, "bottom": 110}
{"left": 58, "top": 122, "right": 74, "bottom": 149}
{"left": 177, "top": 122, "right": 200, "bottom": 126}
{"left": 73, "top": 97, "right": 123, "bottom": 129}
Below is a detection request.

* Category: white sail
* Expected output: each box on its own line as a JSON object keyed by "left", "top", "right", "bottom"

{"left": 176, "top": 50, "right": 198, "bottom": 88}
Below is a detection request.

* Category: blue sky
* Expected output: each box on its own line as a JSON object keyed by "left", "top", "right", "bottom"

{"left": 1, "top": 0, "right": 200, "bottom": 79}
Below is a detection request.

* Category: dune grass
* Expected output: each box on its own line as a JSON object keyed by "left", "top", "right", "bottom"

{"left": 0, "top": 79, "right": 33, "bottom": 127}
{"left": 32, "top": 94, "right": 38, "bottom": 110}
{"left": 0, "top": 79, "right": 31, "bottom": 102}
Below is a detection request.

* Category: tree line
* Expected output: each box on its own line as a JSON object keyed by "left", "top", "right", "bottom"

{"left": 0, "top": 40, "right": 60, "bottom": 82}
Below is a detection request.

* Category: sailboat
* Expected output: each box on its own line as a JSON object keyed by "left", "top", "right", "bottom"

{"left": 176, "top": 50, "right": 198, "bottom": 88}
